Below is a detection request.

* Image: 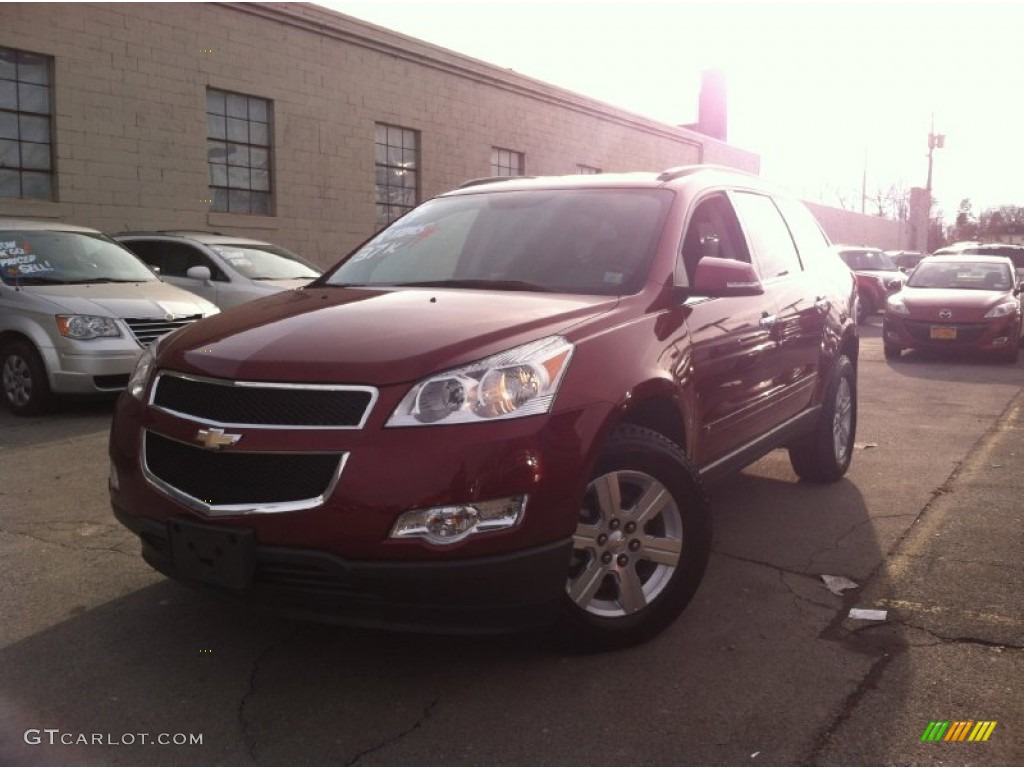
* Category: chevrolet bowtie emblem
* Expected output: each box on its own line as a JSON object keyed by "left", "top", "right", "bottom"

{"left": 195, "top": 427, "right": 241, "bottom": 450}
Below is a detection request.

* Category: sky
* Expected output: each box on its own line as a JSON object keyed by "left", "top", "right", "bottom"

{"left": 324, "top": 0, "right": 1024, "bottom": 222}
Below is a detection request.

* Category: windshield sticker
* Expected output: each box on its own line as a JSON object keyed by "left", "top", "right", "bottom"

{"left": 0, "top": 249, "right": 55, "bottom": 276}
{"left": 603, "top": 271, "right": 624, "bottom": 285}
{"left": 349, "top": 223, "right": 439, "bottom": 264}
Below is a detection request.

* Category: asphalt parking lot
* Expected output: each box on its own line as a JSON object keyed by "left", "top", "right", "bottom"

{"left": 1, "top": 322, "right": 1022, "bottom": 766}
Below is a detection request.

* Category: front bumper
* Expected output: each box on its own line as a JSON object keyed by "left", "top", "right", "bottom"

{"left": 113, "top": 503, "right": 572, "bottom": 633}
{"left": 40, "top": 339, "right": 142, "bottom": 394}
{"left": 883, "top": 314, "right": 1021, "bottom": 353}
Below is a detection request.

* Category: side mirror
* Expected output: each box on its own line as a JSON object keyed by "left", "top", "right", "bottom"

{"left": 186, "top": 265, "right": 212, "bottom": 282}
{"left": 689, "top": 256, "right": 764, "bottom": 297}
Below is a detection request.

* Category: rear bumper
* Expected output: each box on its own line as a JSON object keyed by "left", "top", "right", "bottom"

{"left": 113, "top": 503, "right": 572, "bottom": 633}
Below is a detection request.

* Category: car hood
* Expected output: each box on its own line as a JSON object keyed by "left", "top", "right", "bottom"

{"left": 899, "top": 287, "right": 1016, "bottom": 321}
{"left": 18, "top": 281, "right": 219, "bottom": 318}
{"left": 160, "top": 286, "right": 618, "bottom": 385}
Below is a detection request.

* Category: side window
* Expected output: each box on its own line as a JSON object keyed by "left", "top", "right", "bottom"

{"left": 161, "top": 243, "right": 227, "bottom": 281}
{"left": 774, "top": 196, "right": 833, "bottom": 269}
{"left": 731, "top": 192, "right": 803, "bottom": 280}
{"left": 680, "top": 194, "right": 750, "bottom": 283}
{"left": 121, "top": 240, "right": 163, "bottom": 271}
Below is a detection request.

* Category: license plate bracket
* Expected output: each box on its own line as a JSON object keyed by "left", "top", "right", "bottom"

{"left": 930, "top": 326, "right": 957, "bottom": 340}
{"left": 168, "top": 519, "right": 254, "bottom": 590}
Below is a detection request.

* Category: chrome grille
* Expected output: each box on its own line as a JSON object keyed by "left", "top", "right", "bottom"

{"left": 151, "top": 372, "right": 377, "bottom": 429}
{"left": 124, "top": 315, "right": 203, "bottom": 345}
{"left": 143, "top": 431, "right": 346, "bottom": 516}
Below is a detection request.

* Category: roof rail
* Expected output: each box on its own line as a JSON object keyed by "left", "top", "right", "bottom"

{"left": 457, "top": 176, "right": 536, "bottom": 189}
{"left": 656, "top": 164, "right": 758, "bottom": 183}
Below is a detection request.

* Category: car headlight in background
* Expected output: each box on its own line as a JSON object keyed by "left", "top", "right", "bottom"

{"left": 387, "top": 335, "right": 574, "bottom": 426}
{"left": 984, "top": 301, "right": 1019, "bottom": 319}
{"left": 55, "top": 314, "right": 121, "bottom": 339}
{"left": 127, "top": 344, "right": 156, "bottom": 400}
{"left": 886, "top": 295, "right": 911, "bottom": 316}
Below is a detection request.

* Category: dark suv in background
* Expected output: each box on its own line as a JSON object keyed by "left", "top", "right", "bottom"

{"left": 110, "top": 166, "right": 859, "bottom": 649}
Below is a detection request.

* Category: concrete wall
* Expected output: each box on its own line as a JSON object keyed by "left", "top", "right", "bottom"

{"left": 804, "top": 201, "right": 907, "bottom": 250}
{"left": 0, "top": 2, "right": 759, "bottom": 266}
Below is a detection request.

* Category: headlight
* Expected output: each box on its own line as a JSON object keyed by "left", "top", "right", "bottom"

{"left": 984, "top": 301, "right": 1019, "bottom": 319}
{"left": 886, "top": 295, "right": 910, "bottom": 316}
{"left": 390, "top": 496, "right": 526, "bottom": 545}
{"left": 55, "top": 315, "right": 121, "bottom": 339}
{"left": 387, "top": 336, "right": 574, "bottom": 427}
{"left": 127, "top": 345, "right": 156, "bottom": 400}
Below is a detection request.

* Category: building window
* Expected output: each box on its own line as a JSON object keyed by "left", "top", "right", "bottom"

{"left": 491, "top": 147, "right": 524, "bottom": 177}
{"left": 206, "top": 88, "right": 272, "bottom": 215}
{"left": 577, "top": 164, "right": 601, "bottom": 175}
{"left": 375, "top": 123, "right": 419, "bottom": 228}
{"left": 0, "top": 46, "right": 54, "bottom": 200}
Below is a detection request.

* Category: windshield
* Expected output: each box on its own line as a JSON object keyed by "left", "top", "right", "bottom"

{"left": 839, "top": 249, "right": 898, "bottom": 271}
{"left": 0, "top": 230, "right": 157, "bottom": 285}
{"left": 209, "top": 244, "right": 322, "bottom": 280}
{"left": 908, "top": 261, "right": 1014, "bottom": 290}
{"left": 323, "top": 188, "right": 673, "bottom": 295}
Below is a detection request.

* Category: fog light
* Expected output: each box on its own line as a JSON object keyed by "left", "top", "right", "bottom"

{"left": 108, "top": 459, "right": 120, "bottom": 491}
{"left": 885, "top": 330, "right": 901, "bottom": 341}
{"left": 992, "top": 336, "right": 1009, "bottom": 347}
{"left": 390, "top": 496, "right": 526, "bottom": 545}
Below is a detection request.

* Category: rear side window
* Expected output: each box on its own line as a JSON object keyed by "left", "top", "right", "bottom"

{"left": 731, "top": 192, "right": 803, "bottom": 280}
{"left": 773, "top": 196, "right": 832, "bottom": 269}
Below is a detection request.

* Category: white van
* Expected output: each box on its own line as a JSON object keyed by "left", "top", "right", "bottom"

{"left": 0, "top": 219, "right": 219, "bottom": 415}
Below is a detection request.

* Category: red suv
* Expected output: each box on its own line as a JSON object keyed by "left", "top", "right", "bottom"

{"left": 109, "top": 166, "right": 859, "bottom": 649}
{"left": 835, "top": 246, "right": 907, "bottom": 324}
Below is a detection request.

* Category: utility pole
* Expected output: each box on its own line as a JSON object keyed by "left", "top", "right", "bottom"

{"left": 926, "top": 114, "right": 945, "bottom": 194}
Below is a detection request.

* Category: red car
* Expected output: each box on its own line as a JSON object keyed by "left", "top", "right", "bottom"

{"left": 109, "top": 166, "right": 859, "bottom": 649}
{"left": 835, "top": 246, "right": 907, "bottom": 325}
{"left": 883, "top": 255, "right": 1022, "bottom": 363}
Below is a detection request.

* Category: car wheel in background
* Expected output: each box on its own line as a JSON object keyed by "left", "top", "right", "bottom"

{"left": 856, "top": 292, "right": 871, "bottom": 325}
{"left": 788, "top": 355, "right": 857, "bottom": 483}
{"left": 557, "top": 425, "right": 711, "bottom": 651}
{"left": 1, "top": 340, "right": 54, "bottom": 416}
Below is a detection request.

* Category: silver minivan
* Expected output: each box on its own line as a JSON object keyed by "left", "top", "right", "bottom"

{"left": 0, "top": 219, "right": 219, "bottom": 415}
{"left": 114, "top": 231, "right": 322, "bottom": 310}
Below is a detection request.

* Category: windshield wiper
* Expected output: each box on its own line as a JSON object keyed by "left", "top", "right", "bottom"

{"left": 392, "top": 279, "right": 554, "bottom": 293}
{"left": 62, "top": 277, "right": 151, "bottom": 284}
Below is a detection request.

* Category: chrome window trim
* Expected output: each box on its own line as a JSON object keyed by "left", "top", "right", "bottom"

{"left": 141, "top": 430, "right": 348, "bottom": 517}
{"left": 149, "top": 370, "right": 379, "bottom": 430}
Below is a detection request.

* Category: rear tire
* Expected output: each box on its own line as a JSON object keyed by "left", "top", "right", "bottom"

{"left": 856, "top": 292, "right": 871, "bottom": 325}
{"left": 788, "top": 355, "right": 856, "bottom": 483}
{"left": 1, "top": 340, "right": 54, "bottom": 416}
{"left": 556, "top": 425, "right": 711, "bottom": 652}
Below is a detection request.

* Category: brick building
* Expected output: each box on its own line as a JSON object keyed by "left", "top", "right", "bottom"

{"left": 0, "top": 2, "right": 765, "bottom": 266}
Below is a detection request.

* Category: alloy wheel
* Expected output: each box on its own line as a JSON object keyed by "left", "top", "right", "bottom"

{"left": 568, "top": 469, "right": 683, "bottom": 618}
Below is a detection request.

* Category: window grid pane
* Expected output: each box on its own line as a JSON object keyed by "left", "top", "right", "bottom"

{"left": 0, "top": 46, "right": 53, "bottom": 200}
{"left": 490, "top": 147, "right": 524, "bottom": 177}
{"left": 374, "top": 122, "right": 420, "bottom": 227}
{"left": 207, "top": 87, "right": 273, "bottom": 214}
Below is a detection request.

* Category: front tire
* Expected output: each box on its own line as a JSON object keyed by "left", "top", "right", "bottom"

{"left": 788, "top": 355, "right": 856, "bottom": 483}
{"left": 1, "top": 340, "right": 54, "bottom": 416}
{"left": 856, "top": 292, "right": 871, "bottom": 325}
{"left": 557, "top": 425, "right": 711, "bottom": 651}
{"left": 883, "top": 342, "right": 902, "bottom": 360}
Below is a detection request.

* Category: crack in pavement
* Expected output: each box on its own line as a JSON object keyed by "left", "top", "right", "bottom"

{"left": 343, "top": 697, "right": 440, "bottom": 767}
{"left": 237, "top": 626, "right": 303, "bottom": 764}
{"left": 0, "top": 527, "right": 133, "bottom": 557}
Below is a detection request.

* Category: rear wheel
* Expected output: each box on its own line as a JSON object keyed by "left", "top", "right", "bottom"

{"left": 557, "top": 425, "right": 711, "bottom": 651}
{"left": 788, "top": 355, "right": 856, "bottom": 482}
{"left": 1, "top": 340, "right": 54, "bottom": 416}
